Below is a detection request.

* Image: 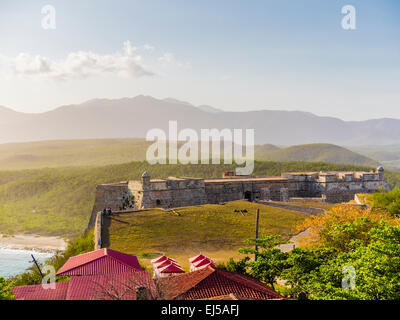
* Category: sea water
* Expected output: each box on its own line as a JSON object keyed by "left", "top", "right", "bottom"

{"left": 0, "top": 247, "right": 53, "bottom": 278}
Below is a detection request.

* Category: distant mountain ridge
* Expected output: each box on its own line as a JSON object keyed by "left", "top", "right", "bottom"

{"left": 1, "top": 95, "right": 400, "bottom": 145}
{"left": 255, "top": 143, "right": 378, "bottom": 167}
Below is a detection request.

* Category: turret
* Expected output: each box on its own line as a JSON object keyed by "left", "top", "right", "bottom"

{"left": 141, "top": 171, "right": 151, "bottom": 189}
{"left": 377, "top": 166, "right": 384, "bottom": 181}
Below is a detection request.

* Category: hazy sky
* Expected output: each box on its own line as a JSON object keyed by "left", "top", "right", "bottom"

{"left": 0, "top": 0, "right": 399, "bottom": 120}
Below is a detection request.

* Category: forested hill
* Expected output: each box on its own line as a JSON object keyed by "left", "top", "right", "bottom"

{"left": 0, "top": 139, "right": 378, "bottom": 170}
{"left": 255, "top": 143, "right": 378, "bottom": 166}
{"left": 0, "top": 160, "right": 399, "bottom": 238}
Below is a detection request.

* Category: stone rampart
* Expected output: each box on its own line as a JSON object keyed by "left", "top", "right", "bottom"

{"left": 89, "top": 167, "right": 388, "bottom": 212}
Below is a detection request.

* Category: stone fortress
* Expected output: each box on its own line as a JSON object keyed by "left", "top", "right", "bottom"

{"left": 91, "top": 167, "right": 388, "bottom": 214}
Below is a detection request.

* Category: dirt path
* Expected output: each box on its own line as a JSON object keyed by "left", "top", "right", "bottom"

{"left": 259, "top": 201, "right": 325, "bottom": 215}
{"left": 278, "top": 228, "right": 311, "bottom": 252}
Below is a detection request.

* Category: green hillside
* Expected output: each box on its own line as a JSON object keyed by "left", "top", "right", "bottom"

{"left": 0, "top": 139, "right": 378, "bottom": 171}
{"left": 351, "top": 144, "right": 400, "bottom": 171}
{"left": 255, "top": 143, "right": 378, "bottom": 166}
{"left": 0, "top": 139, "right": 151, "bottom": 170}
{"left": 1, "top": 160, "right": 397, "bottom": 238}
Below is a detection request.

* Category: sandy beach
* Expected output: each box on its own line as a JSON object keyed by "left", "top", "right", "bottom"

{"left": 0, "top": 234, "right": 67, "bottom": 252}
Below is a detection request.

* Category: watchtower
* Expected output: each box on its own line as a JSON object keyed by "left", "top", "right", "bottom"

{"left": 141, "top": 171, "right": 151, "bottom": 190}
{"left": 377, "top": 166, "right": 385, "bottom": 181}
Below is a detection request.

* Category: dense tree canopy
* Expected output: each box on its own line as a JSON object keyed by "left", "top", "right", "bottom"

{"left": 0, "top": 277, "right": 14, "bottom": 300}
{"left": 371, "top": 188, "right": 400, "bottom": 217}
{"left": 223, "top": 203, "right": 400, "bottom": 300}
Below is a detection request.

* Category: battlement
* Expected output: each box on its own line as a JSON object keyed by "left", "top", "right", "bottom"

{"left": 91, "top": 167, "right": 389, "bottom": 211}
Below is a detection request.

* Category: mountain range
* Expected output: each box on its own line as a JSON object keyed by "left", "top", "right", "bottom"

{"left": 1, "top": 95, "right": 400, "bottom": 146}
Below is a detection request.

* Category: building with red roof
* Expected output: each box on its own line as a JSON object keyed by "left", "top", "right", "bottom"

{"left": 154, "top": 258, "right": 179, "bottom": 270}
{"left": 56, "top": 248, "right": 142, "bottom": 276}
{"left": 156, "top": 266, "right": 284, "bottom": 300}
{"left": 12, "top": 282, "right": 70, "bottom": 300}
{"left": 12, "top": 250, "right": 284, "bottom": 300}
{"left": 12, "top": 272, "right": 156, "bottom": 300}
{"left": 189, "top": 254, "right": 215, "bottom": 271}
{"left": 157, "top": 263, "right": 185, "bottom": 278}
{"left": 152, "top": 255, "right": 184, "bottom": 278}
{"left": 189, "top": 254, "right": 207, "bottom": 264}
{"left": 66, "top": 271, "right": 156, "bottom": 300}
{"left": 151, "top": 255, "right": 177, "bottom": 264}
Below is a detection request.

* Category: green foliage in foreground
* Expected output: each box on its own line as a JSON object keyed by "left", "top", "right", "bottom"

{"left": 9, "top": 231, "right": 94, "bottom": 287}
{"left": 371, "top": 188, "right": 400, "bottom": 217}
{"left": 0, "top": 277, "right": 15, "bottom": 300}
{"left": 0, "top": 160, "right": 387, "bottom": 237}
{"left": 221, "top": 220, "right": 400, "bottom": 300}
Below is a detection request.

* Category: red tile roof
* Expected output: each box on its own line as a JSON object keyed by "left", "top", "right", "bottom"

{"left": 201, "top": 294, "right": 239, "bottom": 300}
{"left": 151, "top": 255, "right": 176, "bottom": 264}
{"left": 56, "top": 248, "right": 141, "bottom": 276}
{"left": 156, "top": 266, "right": 284, "bottom": 300}
{"left": 12, "top": 282, "right": 69, "bottom": 300}
{"left": 158, "top": 263, "right": 185, "bottom": 274}
{"left": 66, "top": 271, "right": 156, "bottom": 300}
{"left": 154, "top": 258, "right": 180, "bottom": 270}
{"left": 12, "top": 272, "right": 157, "bottom": 300}
{"left": 192, "top": 257, "right": 215, "bottom": 269}
{"left": 189, "top": 254, "right": 206, "bottom": 264}
{"left": 13, "top": 250, "right": 284, "bottom": 301}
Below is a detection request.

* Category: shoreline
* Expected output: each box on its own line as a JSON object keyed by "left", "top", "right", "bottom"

{"left": 0, "top": 234, "right": 67, "bottom": 253}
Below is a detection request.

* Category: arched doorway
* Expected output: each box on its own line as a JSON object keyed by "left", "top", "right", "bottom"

{"left": 244, "top": 191, "right": 252, "bottom": 201}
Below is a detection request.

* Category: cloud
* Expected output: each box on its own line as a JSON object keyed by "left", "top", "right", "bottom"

{"left": 158, "top": 52, "right": 175, "bottom": 64}
{"left": 1, "top": 41, "right": 154, "bottom": 81}
{"left": 158, "top": 52, "right": 191, "bottom": 69}
{"left": 143, "top": 44, "right": 155, "bottom": 52}
{"left": 123, "top": 40, "right": 137, "bottom": 56}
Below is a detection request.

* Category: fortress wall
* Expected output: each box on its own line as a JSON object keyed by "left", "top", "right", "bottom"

{"left": 325, "top": 189, "right": 367, "bottom": 203}
{"left": 204, "top": 180, "right": 295, "bottom": 203}
{"left": 86, "top": 183, "right": 131, "bottom": 233}
{"left": 89, "top": 169, "right": 388, "bottom": 216}
{"left": 140, "top": 187, "right": 208, "bottom": 209}
{"left": 130, "top": 177, "right": 208, "bottom": 209}
{"left": 204, "top": 182, "right": 245, "bottom": 204}
{"left": 323, "top": 179, "right": 384, "bottom": 203}
{"left": 92, "top": 183, "right": 131, "bottom": 213}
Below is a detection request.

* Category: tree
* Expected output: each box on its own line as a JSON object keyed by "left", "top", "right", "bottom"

{"left": 216, "top": 257, "right": 250, "bottom": 275}
{"left": 280, "top": 247, "right": 335, "bottom": 299}
{"left": 0, "top": 277, "right": 15, "bottom": 300}
{"left": 297, "top": 204, "right": 399, "bottom": 250}
{"left": 306, "top": 221, "right": 400, "bottom": 300}
{"left": 230, "top": 214, "right": 400, "bottom": 300}
{"left": 371, "top": 188, "right": 400, "bottom": 217}
{"left": 239, "top": 235, "right": 289, "bottom": 289}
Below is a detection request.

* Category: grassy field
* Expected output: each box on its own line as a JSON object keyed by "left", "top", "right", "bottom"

{"left": 0, "top": 159, "right": 397, "bottom": 238}
{"left": 104, "top": 201, "right": 308, "bottom": 269}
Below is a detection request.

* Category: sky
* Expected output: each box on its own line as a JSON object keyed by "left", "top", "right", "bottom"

{"left": 0, "top": 0, "right": 399, "bottom": 120}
